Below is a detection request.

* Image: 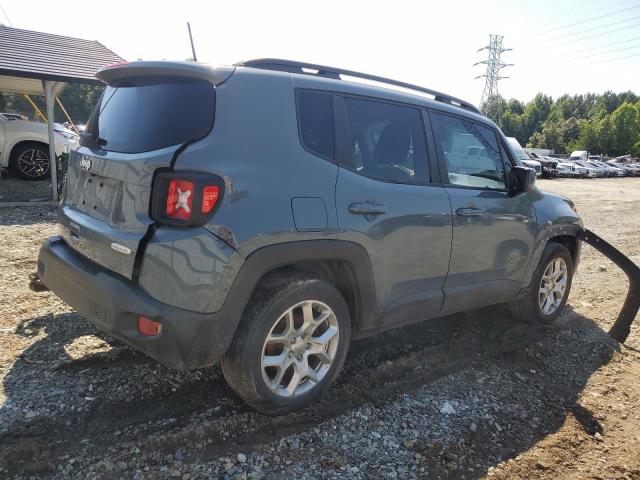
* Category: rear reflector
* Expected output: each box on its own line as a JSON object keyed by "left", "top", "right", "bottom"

{"left": 166, "top": 180, "right": 193, "bottom": 220}
{"left": 201, "top": 186, "right": 220, "bottom": 214}
{"left": 137, "top": 316, "right": 162, "bottom": 336}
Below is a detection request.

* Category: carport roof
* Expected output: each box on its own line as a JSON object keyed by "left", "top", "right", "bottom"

{"left": 0, "top": 25, "right": 124, "bottom": 93}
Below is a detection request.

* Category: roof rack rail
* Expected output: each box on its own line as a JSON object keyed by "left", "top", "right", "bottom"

{"left": 236, "top": 58, "right": 481, "bottom": 115}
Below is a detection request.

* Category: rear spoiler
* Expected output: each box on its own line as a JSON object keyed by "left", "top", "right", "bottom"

{"left": 578, "top": 228, "right": 640, "bottom": 343}
{"left": 96, "top": 61, "right": 235, "bottom": 86}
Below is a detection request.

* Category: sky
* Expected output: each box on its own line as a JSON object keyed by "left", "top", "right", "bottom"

{"left": 1, "top": 0, "right": 639, "bottom": 106}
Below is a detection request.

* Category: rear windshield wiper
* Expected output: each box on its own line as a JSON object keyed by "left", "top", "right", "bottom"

{"left": 79, "top": 132, "right": 107, "bottom": 149}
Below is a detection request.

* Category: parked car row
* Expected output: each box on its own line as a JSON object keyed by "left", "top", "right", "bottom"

{"left": 506, "top": 140, "right": 639, "bottom": 179}
{"left": 556, "top": 151, "right": 640, "bottom": 178}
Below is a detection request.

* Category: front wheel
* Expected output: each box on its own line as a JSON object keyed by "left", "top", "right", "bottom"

{"left": 510, "top": 242, "right": 574, "bottom": 324}
{"left": 221, "top": 276, "right": 351, "bottom": 415}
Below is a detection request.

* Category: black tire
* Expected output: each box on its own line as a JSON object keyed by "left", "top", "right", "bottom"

{"left": 510, "top": 242, "right": 574, "bottom": 324}
{"left": 9, "top": 142, "right": 50, "bottom": 180}
{"left": 221, "top": 275, "right": 351, "bottom": 415}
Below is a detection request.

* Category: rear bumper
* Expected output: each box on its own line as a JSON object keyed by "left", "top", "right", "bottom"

{"left": 38, "top": 237, "right": 236, "bottom": 369}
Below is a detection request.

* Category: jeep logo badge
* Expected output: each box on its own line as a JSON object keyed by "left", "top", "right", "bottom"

{"left": 80, "top": 156, "right": 92, "bottom": 171}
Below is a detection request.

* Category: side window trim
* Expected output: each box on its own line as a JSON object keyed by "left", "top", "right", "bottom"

{"left": 333, "top": 94, "right": 353, "bottom": 168}
{"left": 421, "top": 110, "right": 444, "bottom": 184}
{"left": 335, "top": 93, "right": 432, "bottom": 185}
{"left": 427, "top": 108, "right": 509, "bottom": 192}
{"left": 294, "top": 88, "right": 337, "bottom": 164}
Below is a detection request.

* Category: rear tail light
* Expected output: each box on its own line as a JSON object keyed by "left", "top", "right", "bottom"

{"left": 166, "top": 180, "right": 194, "bottom": 220}
{"left": 151, "top": 172, "right": 224, "bottom": 227}
{"left": 201, "top": 186, "right": 220, "bottom": 214}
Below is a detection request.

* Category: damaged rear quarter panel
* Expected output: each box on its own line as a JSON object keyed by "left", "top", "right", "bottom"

{"left": 138, "top": 226, "right": 244, "bottom": 313}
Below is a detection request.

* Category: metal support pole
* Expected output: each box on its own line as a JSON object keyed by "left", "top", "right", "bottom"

{"left": 44, "top": 80, "right": 58, "bottom": 201}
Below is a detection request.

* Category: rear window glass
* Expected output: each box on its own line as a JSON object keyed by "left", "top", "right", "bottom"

{"left": 86, "top": 76, "right": 215, "bottom": 153}
{"left": 297, "top": 90, "right": 334, "bottom": 160}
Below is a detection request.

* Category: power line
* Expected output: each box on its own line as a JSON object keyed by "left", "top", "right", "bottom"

{"left": 552, "top": 0, "right": 637, "bottom": 24}
{"left": 547, "top": 22, "right": 640, "bottom": 49}
{"left": 543, "top": 15, "right": 640, "bottom": 43}
{"left": 527, "top": 4, "right": 640, "bottom": 38}
{"left": 567, "top": 43, "right": 640, "bottom": 62}
{"left": 586, "top": 53, "right": 640, "bottom": 65}
{"left": 550, "top": 0, "right": 609, "bottom": 17}
{"left": 0, "top": 3, "right": 12, "bottom": 26}
{"left": 563, "top": 36, "right": 640, "bottom": 56}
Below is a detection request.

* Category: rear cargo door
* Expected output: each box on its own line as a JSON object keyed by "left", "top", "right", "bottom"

{"left": 59, "top": 75, "right": 216, "bottom": 279}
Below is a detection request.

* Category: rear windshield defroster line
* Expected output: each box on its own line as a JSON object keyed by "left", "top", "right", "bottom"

{"left": 84, "top": 76, "right": 215, "bottom": 154}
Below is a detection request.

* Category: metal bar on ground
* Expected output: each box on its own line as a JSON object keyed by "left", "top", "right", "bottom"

{"left": 578, "top": 228, "right": 640, "bottom": 343}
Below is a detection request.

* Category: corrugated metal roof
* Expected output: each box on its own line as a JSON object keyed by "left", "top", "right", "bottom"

{"left": 0, "top": 25, "right": 124, "bottom": 85}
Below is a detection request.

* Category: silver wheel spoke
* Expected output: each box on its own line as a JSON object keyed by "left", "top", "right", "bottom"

{"left": 266, "top": 311, "right": 294, "bottom": 343}
{"left": 263, "top": 352, "right": 288, "bottom": 368}
{"left": 272, "top": 363, "right": 291, "bottom": 387}
{"left": 285, "top": 368, "right": 303, "bottom": 396}
{"left": 303, "top": 365, "right": 319, "bottom": 384}
{"left": 301, "top": 302, "right": 314, "bottom": 327}
{"left": 311, "top": 350, "right": 333, "bottom": 365}
{"left": 313, "top": 325, "right": 338, "bottom": 345}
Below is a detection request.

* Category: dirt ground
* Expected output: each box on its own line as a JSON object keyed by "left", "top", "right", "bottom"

{"left": 0, "top": 177, "right": 639, "bottom": 480}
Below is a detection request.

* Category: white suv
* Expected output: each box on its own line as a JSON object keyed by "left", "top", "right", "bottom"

{"left": 0, "top": 113, "right": 79, "bottom": 180}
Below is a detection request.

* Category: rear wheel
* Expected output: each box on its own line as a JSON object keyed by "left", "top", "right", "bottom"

{"left": 510, "top": 242, "right": 574, "bottom": 324}
{"left": 9, "top": 142, "right": 50, "bottom": 180}
{"left": 221, "top": 276, "right": 351, "bottom": 415}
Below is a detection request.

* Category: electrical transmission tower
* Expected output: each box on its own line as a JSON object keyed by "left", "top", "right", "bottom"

{"left": 474, "top": 34, "right": 513, "bottom": 111}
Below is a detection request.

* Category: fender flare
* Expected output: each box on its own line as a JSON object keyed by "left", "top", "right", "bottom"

{"left": 521, "top": 222, "right": 582, "bottom": 289}
{"left": 218, "top": 239, "right": 377, "bottom": 330}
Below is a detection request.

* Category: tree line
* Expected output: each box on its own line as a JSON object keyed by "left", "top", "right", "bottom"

{"left": 482, "top": 91, "right": 640, "bottom": 157}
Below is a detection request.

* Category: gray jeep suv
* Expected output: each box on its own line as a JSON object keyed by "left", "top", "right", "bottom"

{"left": 38, "top": 59, "right": 582, "bottom": 414}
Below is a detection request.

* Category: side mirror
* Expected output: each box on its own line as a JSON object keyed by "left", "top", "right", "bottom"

{"left": 509, "top": 165, "right": 536, "bottom": 194}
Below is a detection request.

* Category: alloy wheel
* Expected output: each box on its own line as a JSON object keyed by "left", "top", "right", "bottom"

{"left": 538, "top": 258, "right": 568, "bottom": 315}
{"left": 261, "top": 300, "right": 339, "bottom": 397}
{"left": 18, "top": 149, "right": 49, "bottom": 178}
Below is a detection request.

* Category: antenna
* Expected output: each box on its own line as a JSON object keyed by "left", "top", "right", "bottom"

{"left": 187, "top": 22, "right": 197, "bottom": 62}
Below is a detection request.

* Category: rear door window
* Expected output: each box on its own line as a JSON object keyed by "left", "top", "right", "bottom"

{"left": 86, "top": 76, "right": 215, "bottom": 153}
{"left": 341, "top": 97, "right": 429, "bottom": 185}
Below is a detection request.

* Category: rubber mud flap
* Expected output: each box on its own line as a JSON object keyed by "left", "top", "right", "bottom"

{"left": 577, "top": 228, "right": 640, "bottom": 343}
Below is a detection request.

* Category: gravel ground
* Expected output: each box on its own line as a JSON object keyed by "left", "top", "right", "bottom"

{"left": 0, "top": 171, "right": 52, "bottom": 202}
{"left": 1, "top": 177, "right": 639, "bottom": 479}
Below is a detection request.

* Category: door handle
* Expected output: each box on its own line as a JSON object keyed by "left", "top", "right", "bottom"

{"left": 456, "top": 207, "right": 486, "bottom": 217}
{"left": 349, "top": 202, "right": 387, "bottom": 215}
